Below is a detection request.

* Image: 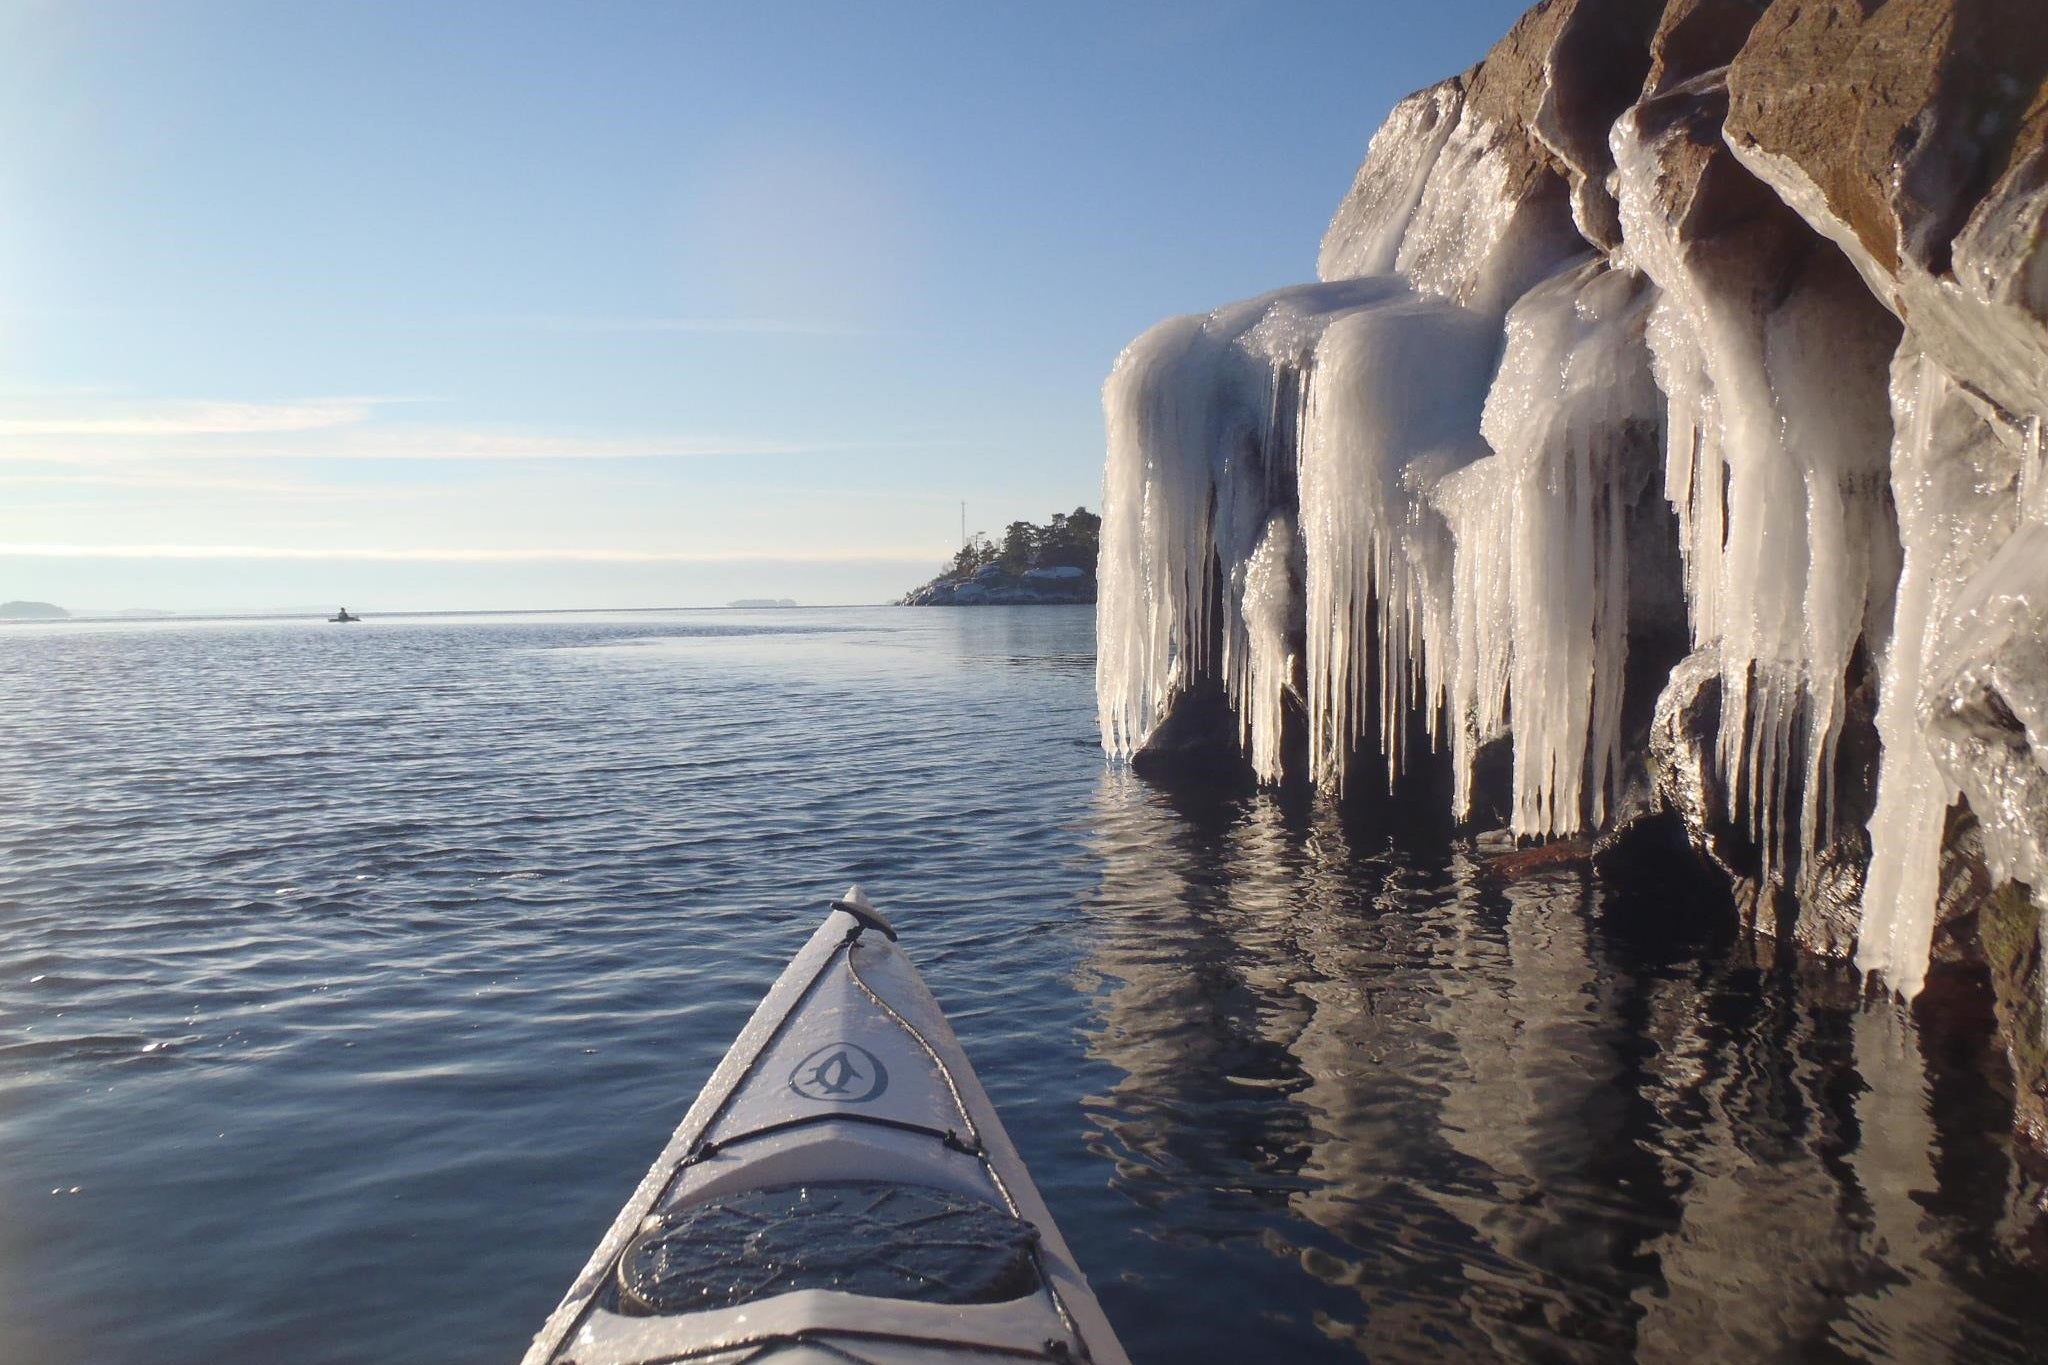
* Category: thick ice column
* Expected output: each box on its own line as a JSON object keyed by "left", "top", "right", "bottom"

{"left": 1859, "top": 354, "right": 2033, "bottom": 998}
{"left": 1612, "top": 98, "right": 1900, "bottom": 890}
{"left": 1296, "top": 294, "right": 1500, "bottom": 789}
{"left": 1098, "top": 312, "right": 1227, "bottom": 762}
{"left": 1226, "top": 513, "right": 1301, "bottom": 784}
{"left": 1098, "top": 280, "right": 1410, "bottom": 766}
{"left": 1433, "top": 259, "right": 1661, "bottom": 835}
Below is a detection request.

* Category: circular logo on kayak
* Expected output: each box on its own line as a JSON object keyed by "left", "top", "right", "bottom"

{"left": 789, "top": 1042, "right": 889, "bottom": 1104}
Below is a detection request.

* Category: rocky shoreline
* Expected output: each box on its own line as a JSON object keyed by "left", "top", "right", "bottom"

{"left": 1097, "top": 0, "right": 2048, "bottom": 1150}
{"left": 903, "top": 506, "right": 1100, "bottom": 606}
{"left": 902, "top": 564, "right": 1095, "bottom": 606}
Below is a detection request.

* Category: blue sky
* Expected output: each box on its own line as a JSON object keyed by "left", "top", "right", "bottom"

{"left": 0, "top": 0, "right": 1528, "bottom": 612}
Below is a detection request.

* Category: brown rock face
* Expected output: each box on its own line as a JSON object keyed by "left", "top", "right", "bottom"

{"left": 1323, "top": 0, "right": 1670, "bottom": 279}
{"left": 1462, "top": 0, "right": 1664, "bottom": 248}
{"left": 1724, "top": 0, "right": 2048, "bottom": 278}
{"left": 1644, "top": 0, "right": 1769, "bottom": 97}
{"left": 1619, "top": 69, "right": 1816, "bottom": 291}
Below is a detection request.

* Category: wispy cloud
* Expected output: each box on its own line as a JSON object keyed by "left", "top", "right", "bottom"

{"left": 506, "top": 315, "right": 895, "bottom": 338}
{"left": 0, "top": 422, "right": 832, "bottom": 463}
{"left": 0, "top": 468, "right": 371, "bottom": 497}
{"left": 0, "top": 379, "right": 132, "bottom": 400}
{"left": 0, "top": 389, "right": 909, "bottom": 464}
{"left": 0, "top": 396, "right": 406, "bottom": 437}
{"left": 0, "top": 542, "right": 936, "bottom": 564}
{"left": 337, "top": 428, "right": 818, "bottom": 461}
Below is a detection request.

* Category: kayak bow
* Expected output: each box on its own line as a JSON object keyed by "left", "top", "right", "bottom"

{"left": 523, "top": 888, "right": 1128, "bottom": 1364}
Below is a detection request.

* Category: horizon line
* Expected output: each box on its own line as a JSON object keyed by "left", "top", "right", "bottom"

{"left": 0, "top": 542, "right": 947, "bottom": 564}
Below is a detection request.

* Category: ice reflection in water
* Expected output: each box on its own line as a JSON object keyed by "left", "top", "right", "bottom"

{"left": 1078, "top": 777, "right": 2040, "bottom": 1361}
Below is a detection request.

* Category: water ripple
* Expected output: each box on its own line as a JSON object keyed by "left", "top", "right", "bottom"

{"left": 1, "top": 607, "right": 2041, "bottom": 1363}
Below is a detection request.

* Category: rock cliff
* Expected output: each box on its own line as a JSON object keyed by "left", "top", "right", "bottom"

{"left": 1098, "top": 0, "right": 2048, "bottom": 1141}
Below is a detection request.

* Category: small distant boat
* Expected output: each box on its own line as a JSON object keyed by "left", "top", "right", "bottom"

{"left": 328, "top": 608, "right": 360, "bottom": 623}
{"left": 522, "top": 887, "right": 1128, "bottom": 1365}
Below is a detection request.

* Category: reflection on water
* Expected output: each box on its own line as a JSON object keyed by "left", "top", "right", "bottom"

{"left": 1078, "top": 777, "right": 2043, "bottom": 1361}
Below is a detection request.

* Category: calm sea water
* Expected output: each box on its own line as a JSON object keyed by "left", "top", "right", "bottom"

{"left": 1, "top": 606, "right": 2042, "bottom": 1363}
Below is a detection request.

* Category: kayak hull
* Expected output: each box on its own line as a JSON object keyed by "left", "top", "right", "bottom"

{"left": 523, "top": 894, "right": 1127, "bottom": 1365}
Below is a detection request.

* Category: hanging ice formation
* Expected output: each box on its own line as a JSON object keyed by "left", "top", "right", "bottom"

{"left": 1434, "top": 261, "right": 1662, "bottom": 835}
{"left": 1097, "top": 0, "right": 2048, "bottom": 1008}
{"left": 1610, "top": 99, "right": 1903, "bottom": 898}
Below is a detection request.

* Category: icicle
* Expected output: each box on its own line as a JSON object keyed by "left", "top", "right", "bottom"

{"left": 1612, "top": 107, "right": 1898, "bottom": 893}
{"left": 1859, "top": 357, "right": 1957, "bottom": 999}
{"left": 1226, "top": 514, "right": 1299, "bottom": 783}
{"left": 1434, "top": 457, "right": 1514, "bottom": 818}
{"left": 2020, "top": 413, "right": 2047, "bottom": 524}
{"left": 1298, "top": 294, "right": 1499, "bottom": 788}
{"left": 1431, "top": 259, "right": 1660, "bottom": 836}
{"left": 1098, "top": 279, "right": 1409, "bottom": 766}
{"left": 1858, "top": 353, "right": 2037, "bottom": 999}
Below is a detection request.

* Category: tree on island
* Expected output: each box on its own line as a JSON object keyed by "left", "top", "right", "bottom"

{"left": 907, "top": 506, "right": 1101, "bottom": 604}
{"left": 942, "top": 507, "right": 1100, "bottom": 580}
{"left": 1033, "top": 508, "right": 1101, "bottom": 570}
{"left": 945, "top": 533, "right": 1000, "bottom": 578}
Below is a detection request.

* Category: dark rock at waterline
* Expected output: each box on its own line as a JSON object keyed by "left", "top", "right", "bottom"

{"left": 1981, "top": 877, "right": 2048, "bottom": 1147}
{"left": 1929, "top": 803, "right": 2048, "bottom": 1149}
{"left": 1129, "top": 680, "right": 1258, "bottom": 789}
{"left": 1478, "top": 837, "right": 1593, "bottom": 881}
{"left": 903, "top": 566, "right": 1096, "bottom": 607}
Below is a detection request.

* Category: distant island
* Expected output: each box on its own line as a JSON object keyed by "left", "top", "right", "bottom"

{"left": 903, "top": 507, "right": 1098, "bottom": 606}
{"left": 729, "top": 598, "right": 799, "bottom": 609}
{"left": 0, "top": 600, "right": 69, "bottom": 620}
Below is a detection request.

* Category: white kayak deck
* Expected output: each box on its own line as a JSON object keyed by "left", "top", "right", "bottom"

{"left": 523, "top": 891, "right": 1128, "bottom": 1365}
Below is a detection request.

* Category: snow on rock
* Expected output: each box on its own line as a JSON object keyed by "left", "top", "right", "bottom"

{"left": 1390, "top": 113, "right": 1584, "bottom": 315}
{"left": 1319, "top": 81, "right": 1466, "bottom": 282}
{"left": 1097, "top": 0, "right": 2048, "bottom": 1025}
